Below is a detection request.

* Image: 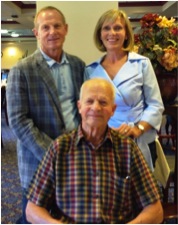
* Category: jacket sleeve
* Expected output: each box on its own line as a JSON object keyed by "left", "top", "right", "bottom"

{"left": 6, "top": 65, "right": 53, "bottom": 161}
{"left": 141, "top": 58, "right": 164, "bottom": 131}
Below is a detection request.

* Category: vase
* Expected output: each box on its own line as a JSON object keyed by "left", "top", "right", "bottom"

{"left": 156, "top": 70, "right": 178, "bottom": 105}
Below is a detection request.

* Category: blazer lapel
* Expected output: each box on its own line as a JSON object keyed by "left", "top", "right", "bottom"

{"left": 35, "top": 50, "right": 64, "bottom": 118}
{"left": 113, "top": 52, "right": 144, "bottom": 86}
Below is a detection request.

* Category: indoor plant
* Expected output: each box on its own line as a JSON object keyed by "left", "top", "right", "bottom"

{"left": 134, "top": 13, "right": 178, "bottom": 72}
{"left": 134, "top": 13, "right": 178, "bottom": 104}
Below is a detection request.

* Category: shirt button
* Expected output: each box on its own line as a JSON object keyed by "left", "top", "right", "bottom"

{"left": 95, "top": 194, "right": 99, "bottom": 198}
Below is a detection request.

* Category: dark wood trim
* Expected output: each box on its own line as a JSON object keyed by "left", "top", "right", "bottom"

{"left": 129, "top": 18, "right": 141, "bottom": 22}
{"left": 12, "top": 1, "right": 36, "bottom": 9}
{"left": 119, "top": 1, "right": 167, "bottom": 7}
{"left": 1, "top": 35, "right": 35, "bottom": 38}
{"left": 1, "top": 21, "right": 20, "bottom": 24}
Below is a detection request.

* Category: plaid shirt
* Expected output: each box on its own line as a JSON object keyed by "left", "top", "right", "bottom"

{"left": 27, "top": 126, "right": 161, "bottom": 224}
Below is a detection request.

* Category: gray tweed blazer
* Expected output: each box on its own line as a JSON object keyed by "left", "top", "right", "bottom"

{"left": 6, "top": 49, "right": 85, "bottom": 188}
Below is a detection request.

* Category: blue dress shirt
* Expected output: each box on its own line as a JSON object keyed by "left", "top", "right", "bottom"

{"left": 41, "top": 50, "right": 78, "bottom": 132}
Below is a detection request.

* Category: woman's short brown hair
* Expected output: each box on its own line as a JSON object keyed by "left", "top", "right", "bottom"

{"left": 94, "top": 9, "right": 134, "bottom": 52}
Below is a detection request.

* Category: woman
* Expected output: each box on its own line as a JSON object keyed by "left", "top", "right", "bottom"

{"left": 85, "top": 9, "right": 164, "bottom": 170}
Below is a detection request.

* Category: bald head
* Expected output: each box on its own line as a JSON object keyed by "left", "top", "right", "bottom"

{"left": 78, "top": 78, "right": 116, "bottom": 130}
{"left": 80, "top": 78, "right": 116, "bottom": 104}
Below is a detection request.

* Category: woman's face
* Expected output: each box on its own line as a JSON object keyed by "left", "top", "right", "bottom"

{"left": 100, "top": 17, "right": 127, "bottom": 51}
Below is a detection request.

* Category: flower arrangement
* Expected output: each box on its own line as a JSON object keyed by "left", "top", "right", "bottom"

{"left": 134, "top": 13, "right": 178, "bottom": 72}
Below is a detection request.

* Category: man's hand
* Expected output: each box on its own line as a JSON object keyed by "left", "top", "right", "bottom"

{"left": 26, "top": 201, "right": 63, "bottom": 224}
{"left": 127, "top": 200, "right": 163, "bottom": 224}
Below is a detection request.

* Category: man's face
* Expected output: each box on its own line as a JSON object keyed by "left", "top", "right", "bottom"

{"left": 78, "top": 82, "right": 116, "bottom": 129}
{"left": 33, "top": 10, "right": 68, "bottom": 54}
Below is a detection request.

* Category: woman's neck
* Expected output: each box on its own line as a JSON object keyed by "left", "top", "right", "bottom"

{"left": 101, "top": 51, "right": 128, "bottom": 79}
{"left": 104, "top": 50, "right": 128, "bottom": 63}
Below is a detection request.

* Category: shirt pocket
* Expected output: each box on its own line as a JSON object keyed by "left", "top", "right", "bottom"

{"left": 100, "top": 173, "right": 132, "bottom": 223}
{"left": 112, "top": 174, "right": 131, "bottom": 210}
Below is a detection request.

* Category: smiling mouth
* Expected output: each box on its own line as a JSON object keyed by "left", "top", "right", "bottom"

{"left": 107, "top": 39, "right": 118, "bottom": 42}
{"left": 48, "top": 38, "right": 59, "bottom": 41}
{"left": 89, "top": 115, "right": 102, "bottom": 118}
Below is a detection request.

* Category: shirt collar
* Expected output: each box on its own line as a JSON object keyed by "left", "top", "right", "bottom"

{"left": 86, "top": 56, "right": 103, "bottom": 67}
{"left": 128, "top": 51, "right": 147, "bottom": 60}
{"left": 40, "top": 48, "right": 69, "bottom": 68}
{"left": 76, "top": 124, "right": 113, "bottom": 147}
{"left": 86, "top": 52, "right": 146, "bottom": 68}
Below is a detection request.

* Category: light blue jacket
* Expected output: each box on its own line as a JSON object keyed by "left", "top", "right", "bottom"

{"left": 85, "top": 52, "right": 164, "bottom": 170}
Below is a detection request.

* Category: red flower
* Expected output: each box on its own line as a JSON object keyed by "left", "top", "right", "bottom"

{"left": 140, "top": 13, "right": 161, "bottom": 28}
{"left": 134, "top": 13, "right": 178, "bottom": 72}
{"left": 170, "top": 27, "right": 178, "bottom": 36}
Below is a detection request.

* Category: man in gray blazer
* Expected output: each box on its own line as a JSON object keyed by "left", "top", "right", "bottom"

{"left": 6, "top": 6, "right": 85, "bottom": 224}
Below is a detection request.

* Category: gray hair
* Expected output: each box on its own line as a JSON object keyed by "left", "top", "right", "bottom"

{"left": 80, "top": 78, "right": 116, "bottom": 104}
{"left": 34, "top": 6, "right": 66, "bottom": 28}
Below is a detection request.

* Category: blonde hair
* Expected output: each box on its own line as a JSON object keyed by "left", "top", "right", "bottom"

{"left": 34, "top": 6, "right": 66, "bottom": 29}
{"left": 94, "top": 9, "right": 134, "bottom": 52}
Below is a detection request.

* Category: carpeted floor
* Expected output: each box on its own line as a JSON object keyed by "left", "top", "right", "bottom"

{"left": 1, "top": 110, "right": 22, "bottom": 224}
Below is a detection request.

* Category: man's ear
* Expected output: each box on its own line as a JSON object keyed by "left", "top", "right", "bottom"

{"left": 32, "top": 28, "right": 38, "bottom": 37}
{"left": 65, "top": 24, "right": 68, "bottom": 34}
{"left": 111, "top": 104, "right": 117, "bottom": 116}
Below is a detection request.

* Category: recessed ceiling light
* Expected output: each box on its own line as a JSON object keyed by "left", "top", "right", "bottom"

{"left": 11, "top": 33, "right": 19, "bottom": 37}
{"left": 1, "top": 30, "right": 8, "bottom": 34}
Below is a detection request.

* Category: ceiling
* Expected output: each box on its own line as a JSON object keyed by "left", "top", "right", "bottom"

{"left": 119, "top": 1, "right": 178, "bottom": 32}
{"left": 1, "top": 1, "right": 177, "bottom": 43}
{"left": 1, "top": 1, "right": 36, "bottom": 42}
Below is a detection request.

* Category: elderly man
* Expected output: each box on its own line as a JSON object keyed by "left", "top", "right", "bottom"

{"left": 26, "top": 78, "right": 163, "bottom": 224}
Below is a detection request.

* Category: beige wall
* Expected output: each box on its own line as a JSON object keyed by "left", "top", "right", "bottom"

{"left": 37, "top": 1, "right": 118, "bottom": 64}
{"left": 1, "top": 42, "right": 37, "bottom": 70}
